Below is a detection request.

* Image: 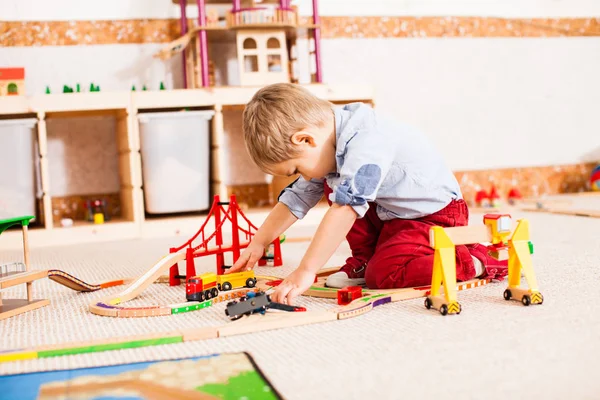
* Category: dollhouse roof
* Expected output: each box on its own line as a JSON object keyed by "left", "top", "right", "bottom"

{"left": 0, "top": 68, "right": 25, "bottom": 81}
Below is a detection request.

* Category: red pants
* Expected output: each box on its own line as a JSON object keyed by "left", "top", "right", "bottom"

{"left": 324, "top": 185, "right": 487, "bottom": 289}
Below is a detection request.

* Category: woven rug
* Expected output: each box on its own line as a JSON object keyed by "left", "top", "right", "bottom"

{"left": 0, "top": 352, "right": 281, "bottom": 400}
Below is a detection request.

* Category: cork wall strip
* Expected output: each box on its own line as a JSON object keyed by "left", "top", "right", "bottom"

{"left": 1, "top": 17, "right": 599, "bottom": 47}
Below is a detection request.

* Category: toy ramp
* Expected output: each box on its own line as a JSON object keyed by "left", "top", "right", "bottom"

{"left": 48, "top": 270, "right": 129, "bottom": 292}
{"left": 103, "top": 252, "right": 186, "bottom": 305}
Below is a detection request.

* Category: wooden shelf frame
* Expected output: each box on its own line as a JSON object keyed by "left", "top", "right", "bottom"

{"left": 0, "top": 84, "right": 374, "bottom": 249}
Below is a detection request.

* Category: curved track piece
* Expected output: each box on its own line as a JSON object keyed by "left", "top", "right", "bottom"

{"left": 48, "top": 270, "right": 129, "bottom": 292}
{"left": 90, "top": 288, "right": 251, "bottom": 318}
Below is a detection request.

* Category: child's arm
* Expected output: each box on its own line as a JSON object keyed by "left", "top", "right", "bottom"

{"left": 229, "top": 176, "right": 325, "bottom": 273}
{"left": 270, "top": 203, "right": 357, "bottom": 305}
{"left": 228, "top": 202, "right": 298, "bottom": 273}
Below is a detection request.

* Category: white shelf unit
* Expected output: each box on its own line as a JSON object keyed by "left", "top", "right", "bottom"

{"left": 0, "top": 84, "right": 375, "bottom": 249}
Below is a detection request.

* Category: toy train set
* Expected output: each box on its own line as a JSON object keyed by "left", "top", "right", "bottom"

{"left": 185, "top": 270, "right": 257, "bottom": 302}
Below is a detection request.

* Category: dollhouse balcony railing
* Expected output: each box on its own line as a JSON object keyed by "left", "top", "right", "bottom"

{"left": 227, "top": 7, "right": 298, "bottom": 28}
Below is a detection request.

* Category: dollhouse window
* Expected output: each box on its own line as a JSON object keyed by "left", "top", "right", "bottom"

{"left": 7, "top": 83, "right": 18, "bottom": 94}
{"left": 243, "top": 38, "right": 257, "bottom": 49}
{"left": 268, "top": 55, "right": 282, "bottom": 72}
{"left": 267, "top": 37, "right": 281, "bottom": 49}
{"left": 244, "top": 55, "right": 259, "bottom": 72}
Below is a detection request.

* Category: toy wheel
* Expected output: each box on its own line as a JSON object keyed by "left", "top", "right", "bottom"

{"left": 222, "top": 282, "right": 232, "bottom": 291}
{"left": 246, "top": 278, "right": 256, "bottom": 288}
{"left": 424, "top": 298, "right": 432, "bottom": 309}
{"left": 503, "top": 289, "right": 512, "bottom": 301}
{"left": 522, "top": 295, "right": 531, "bottom": 306}
{"left": 198, "top": 292, "right": 205, "bottom": 302}
{"left": 230, "top": 314, "right": 243, "bottom": 321}
{"left": 226, "top": 300, "right": 237, "bottom": 307}
{"left": 440, "top": 304, "right": 448, "bottom": 316}
{"left": 204, "top": 290, "right": 212, "bottom": 300}
{"left": 211, "top": 288, "right": 219, "bottom": 297}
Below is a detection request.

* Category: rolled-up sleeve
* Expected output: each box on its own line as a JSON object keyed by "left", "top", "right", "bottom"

{"left": 329, "top": 130, "right": 393, "bottom": 218}
{"left": 278, "top": 177, "right": 325, "bottom": 219}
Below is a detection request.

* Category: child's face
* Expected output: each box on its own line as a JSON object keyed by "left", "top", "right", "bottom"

{"left": 269, "top": 130, "right": 336, "bottom": 181}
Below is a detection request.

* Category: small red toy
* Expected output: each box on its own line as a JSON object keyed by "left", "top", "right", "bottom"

{"left": 337, "top": 286, "right": 363, "bottom": 305}
{"left": 507, "top": 187, "right": 523, "bottom": 205}
{"left": 474, "top": 189, "right": 490, "bottom": 207}
{"left": 489, "top": 185, "right": 501, "bottom": 207}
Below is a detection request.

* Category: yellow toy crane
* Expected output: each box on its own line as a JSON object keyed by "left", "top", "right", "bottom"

{"left": 425, "top": 214, "right": 543, "bottom": 316}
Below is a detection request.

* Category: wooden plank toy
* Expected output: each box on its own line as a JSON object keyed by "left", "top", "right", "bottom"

{"left": 0, "top": 216, "right": 49, "bottom": 320}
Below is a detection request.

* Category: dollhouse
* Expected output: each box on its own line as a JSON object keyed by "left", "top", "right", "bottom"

{"left": 0, "top": 68, "right": 25, "bottom": 96}
{"left": 159, "top": 0, "right": 322, "bottom": 88}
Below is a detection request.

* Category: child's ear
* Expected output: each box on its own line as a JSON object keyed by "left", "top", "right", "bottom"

{"left": 291, "top": 131, "right": 316, "bottom": 146}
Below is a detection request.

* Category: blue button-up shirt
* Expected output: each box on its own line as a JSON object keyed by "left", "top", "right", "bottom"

{"left": 279, "top": 102, "right": 462, "bottom": 220}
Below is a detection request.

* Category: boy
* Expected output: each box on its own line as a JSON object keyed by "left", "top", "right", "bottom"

{"left": 227, "top": 83, "right": 507, "bottom": 305}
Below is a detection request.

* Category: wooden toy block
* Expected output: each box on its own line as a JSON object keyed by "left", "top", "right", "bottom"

{"left": 444, "top": 224, "right": 492, "bottom": 245}
{"left": 337, "top": 286, "right": 363, "bottom": 305}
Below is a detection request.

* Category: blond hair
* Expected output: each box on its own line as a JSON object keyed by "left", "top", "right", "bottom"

{"left": 243, "top": 83, "right": 333, "bottom": 173}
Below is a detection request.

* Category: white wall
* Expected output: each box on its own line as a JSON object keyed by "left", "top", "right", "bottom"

{"left": 1, "top": 0, "right": 599, "bottom": 172}
{"left": 0, "top": 45, "right": 183, "bottom": 96}
{"left": 322, "top": 38, "right": 600, "bottom": 170}
{"left": 2, "top": 0, "right": 600, "bottom": 20}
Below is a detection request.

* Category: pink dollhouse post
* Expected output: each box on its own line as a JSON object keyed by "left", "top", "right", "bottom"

{"left": 196, "top": 0, "right": 210, "bottom": 87}
{"left": 179, "top": 0, "right": 189, "bottom": 88}
{"left": 312, "top": 0, "right": 322, "bottom": 82}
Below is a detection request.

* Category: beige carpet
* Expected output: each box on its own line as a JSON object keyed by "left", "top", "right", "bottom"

{"left": 1, "top": 198, "right": 599, "bottom": 400}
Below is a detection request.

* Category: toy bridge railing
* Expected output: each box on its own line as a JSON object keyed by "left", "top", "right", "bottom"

{"left": 168, "top": 194, "right": 282, "bottom": 286}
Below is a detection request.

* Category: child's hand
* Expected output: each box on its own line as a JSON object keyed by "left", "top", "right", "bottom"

{"left": 270, "top": 267, "right": 315, "bottom": 305}
{"left": 227, "top": 242, "right": 264, "bottom": 273}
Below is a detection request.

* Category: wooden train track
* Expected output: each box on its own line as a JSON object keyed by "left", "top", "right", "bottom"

{"left": 0, "top": 276, "right": 491, "bottom": 363}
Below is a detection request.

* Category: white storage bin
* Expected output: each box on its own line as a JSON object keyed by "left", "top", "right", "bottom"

{"left": 0, "top": 118, "right": 38, "bottom": 218}
{"left": 138, "top": 110, "right": 214, "bottom": 214}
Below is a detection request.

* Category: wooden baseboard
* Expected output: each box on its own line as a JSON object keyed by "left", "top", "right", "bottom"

{"left": 228, "top": 162, "right": 597, "bottom": 208}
